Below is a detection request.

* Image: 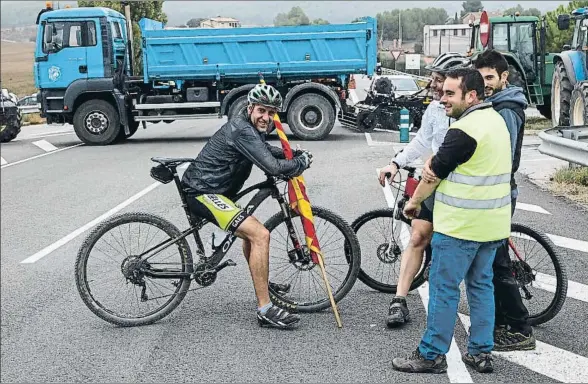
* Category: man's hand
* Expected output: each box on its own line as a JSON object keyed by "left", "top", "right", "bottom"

{"left": 422, "top": 157, "right": 438, "bottom": 184}
{"left": 378, "top": 163, "right": 398, "bottom": 187}
{"left": 403, "top": 198, "right": 421, "bottom": 220}
{"left": 300, "top": 151, "right": 313, "bottom": 168}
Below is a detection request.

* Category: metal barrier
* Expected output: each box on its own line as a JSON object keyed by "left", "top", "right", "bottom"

{"left": 380, "top": 67, "right": 431, "bottom": 83}
{"left": 18, "top": 104, "right": 41, "bottom": 115}
{"left": 538, "top": 127, "right": 588, "bottom": 167}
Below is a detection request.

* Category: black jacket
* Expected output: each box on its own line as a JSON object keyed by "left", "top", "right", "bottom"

{"left": 181, "top": 112, "right": 307, "bottom": 198}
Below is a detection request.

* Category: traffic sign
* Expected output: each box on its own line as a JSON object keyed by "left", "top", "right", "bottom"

{"left": 405, "top": 54, "right": 421, "bottom": 70}
{"left": 391, "top": 50, "right": 401, "bottom": 60}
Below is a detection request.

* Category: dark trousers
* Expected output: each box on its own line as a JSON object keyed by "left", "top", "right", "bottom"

{"left": 492, "top": 197, "right": 532, "bottom": 335}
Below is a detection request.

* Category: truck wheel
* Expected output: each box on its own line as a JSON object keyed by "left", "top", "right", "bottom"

{"left": 551, "top": 61, "right": 572, "bottom": 127}
{"left": 0, "top": 107, "right": 22, "bottom": 143}
{"left": 227, "top": 95, "right": 248, "bottom": 121}
{"left": 73, "top": 100, "right": 121, "bottom": 145}
{"left": 536, "top": 101, "right": 552, "bottom": 120}
{"left": 116, "top": 120, "right": 140, "bottom": 141}
{"left": 286, "top": 93, "right": 335, "bottom": 140}
{"left": 570, "top": 83, "right": 588, "bottom": 126}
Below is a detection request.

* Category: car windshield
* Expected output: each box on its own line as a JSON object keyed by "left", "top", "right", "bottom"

{"left": 391, "top": 78, "right": 419, "bottom": 91}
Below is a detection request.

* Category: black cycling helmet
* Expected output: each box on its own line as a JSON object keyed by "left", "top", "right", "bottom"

{"left": 425, "top": 52, "right": 471, "bottom": 74}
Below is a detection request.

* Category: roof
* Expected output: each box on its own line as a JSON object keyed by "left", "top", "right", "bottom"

{"left": 489, "top": 15, "right": 540, "bottom": 23}
{"left": 38, "top": 6, "right": 125, "bottom": 22}
{"left": 202, "top": 17, "right": 239, "bottom": 22}
{"left": 425, "top": 24, "right": 471, "bottom": 30}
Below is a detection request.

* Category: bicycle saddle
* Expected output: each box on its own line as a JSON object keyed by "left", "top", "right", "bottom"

{"left": 151, "top": 157, "right": 194, "bottom": 167}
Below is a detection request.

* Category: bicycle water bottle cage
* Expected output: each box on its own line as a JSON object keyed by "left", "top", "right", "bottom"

{"left": 150, "top": 165, "right": 174, "bottom": 184}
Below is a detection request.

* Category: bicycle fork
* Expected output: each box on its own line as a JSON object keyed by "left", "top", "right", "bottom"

{"left": 277, "top": 198, "right": 312, "bottom": 264}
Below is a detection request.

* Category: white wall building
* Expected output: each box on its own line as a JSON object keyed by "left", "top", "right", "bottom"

{"left": 200, "top": 17, "right": 241, "bottom": 28}
{"left": 423, "top": 24, "right": 472, "bottom": 56}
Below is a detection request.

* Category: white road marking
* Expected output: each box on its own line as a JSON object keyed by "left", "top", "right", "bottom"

{"left": 516, "top": 202, "right": 551, "bottom": 215}
{"left": 21, "top": 182, "right": 161, "bottom": 264}
{"left": 13, "top": 129, "right": 75, "bottom": 141}
{"left": 458, "top": 314, "right": 588, "bottom": 383}
{"left": 0, "top": 143, "right": 83, "bottom": 169}
{"left": 546, "top": 233, "right": 588, "bottom": 253}
{"left": 0, "top": 157, "right": 7, "bottom": 165}
{"left": 32, "top": 139, "right": 58, "bottom": 152}
{"left": 365, "top": 133, "right": 394, "bottom": 146}
{"left": 534, "top": 272, "right": 588, "bottom": 303}
{"left": 377, "top": 168, "right": 472, "bottom": 383}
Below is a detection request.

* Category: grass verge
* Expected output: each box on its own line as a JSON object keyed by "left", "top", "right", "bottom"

{"left": 22, "top": 113, "right": 46, "bottom": 125}
{"left": 549, "top": 166, "right": 588, "bottom": 207}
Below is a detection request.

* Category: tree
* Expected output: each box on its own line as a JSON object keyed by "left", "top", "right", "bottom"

{"left": 502, "top": 4, "right": 541, "bottom": 17}
{"left": 414, "top": 42, "right": 424, "bottom": 54}
{"left": 311, "top": 18, "right": 330, "bottom": 25}
{"left": 186, "top": 17, "right": 204, "bottom": 28}
{"left": 77, "top": 1, "right": 168, "bottom": 75}
{"left": 274, "top": 6, "right": 310, "bottom": 26}
{"left": 461, "top": 0, "right": 484, "bottom": 17}
{"left": 376, "top": 8, "right": 448, "bottom": 42}
{"left": 545, "top": 1, "right": 588, "bottom": 52}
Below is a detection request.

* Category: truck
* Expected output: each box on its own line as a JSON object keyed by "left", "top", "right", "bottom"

{"left": 552, "top": 8, "right": 588, "bottom": 127}
{"left": 0, "top": 87, "right": 22, "bottom": 143}
{"left": 467, "top": 10, "right": 553, "bottom": 120}
{"left": 33, "top": 2, "right": 377, "bottom": 145}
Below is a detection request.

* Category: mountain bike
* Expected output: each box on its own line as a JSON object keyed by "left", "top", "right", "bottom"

{"left": 75, "top": 157, "right": 361, "bottom": 327}
{"left": 351, "top": 165, "right": 568, "bottom": 326}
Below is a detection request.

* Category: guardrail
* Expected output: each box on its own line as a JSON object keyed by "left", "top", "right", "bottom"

{"left": 18, "top": 105, "right": 41, "bottom": 115}
{"left": 538, "top": 127, "right": 588, "bottom": 167}
{"left": 380, "top": 67, "right": 432, "bottom": 82}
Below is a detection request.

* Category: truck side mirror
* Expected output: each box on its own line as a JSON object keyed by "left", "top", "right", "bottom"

{"left": 44, "top": 24, "right": 54, "bottom": 44}
{"left": 557, "top": 14, "right": 570, "bottom": 30}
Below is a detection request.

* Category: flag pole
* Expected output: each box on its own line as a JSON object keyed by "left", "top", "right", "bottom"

{"left": 259, "top": 77, "right": 342, "bottom": 328}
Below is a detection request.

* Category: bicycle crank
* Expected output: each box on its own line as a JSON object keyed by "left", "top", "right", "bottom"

{"left": 193, "top": 259, "right": 236, "bottom": 287}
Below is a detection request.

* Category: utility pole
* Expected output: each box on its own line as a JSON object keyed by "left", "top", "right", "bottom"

{"left": 398, "top": 9, "right": 402, "bottom": 48}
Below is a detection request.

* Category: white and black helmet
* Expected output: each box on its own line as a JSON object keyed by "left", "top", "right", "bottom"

{"left": 425, "top": 52, "right": 471, "bottom": 74}
{"left": 247, "top": 84, "right": 283, "bottom": 110}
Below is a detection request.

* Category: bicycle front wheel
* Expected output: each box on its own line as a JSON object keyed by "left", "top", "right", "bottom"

{"left": 264, "top": 206, "right": 361, "bottom": 313}
{"left": 509, "top": 223, "right": 568, "bottom": 326}
{"left": 75, "top": 212, "right": 194, "bottom": 327}
{"left": 351, "top": 208, "right": 430, "bottom": 293}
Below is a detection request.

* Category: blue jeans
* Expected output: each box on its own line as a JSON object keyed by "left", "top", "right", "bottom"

{"left": 418, "top": 232, "right": 504, "bottom": 359}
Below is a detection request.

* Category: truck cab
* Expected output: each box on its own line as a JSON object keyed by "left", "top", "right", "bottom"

{"left": 35, "top": 3, "right": 130, "bottom": 125}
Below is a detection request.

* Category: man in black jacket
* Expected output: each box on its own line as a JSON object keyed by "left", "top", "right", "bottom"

{"left": 181, "top": 84, "right": 312, "bottom": 329}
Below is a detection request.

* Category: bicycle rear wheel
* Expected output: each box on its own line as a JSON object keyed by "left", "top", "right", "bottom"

{"left": 509, "top": 223, "right": 568, "bottom": 326}
{"left": 351, "top": 208, "right": 430, "bottom": 293}
{"left": 264, "top": 206, "right": 361, "bottom": 313}
{"left": 75, "top": 212, "right": 194, "bottom": 327}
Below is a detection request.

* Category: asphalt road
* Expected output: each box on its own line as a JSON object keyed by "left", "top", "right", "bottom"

{"left": 1, "top": 118, "right": 587, "bottom": 383}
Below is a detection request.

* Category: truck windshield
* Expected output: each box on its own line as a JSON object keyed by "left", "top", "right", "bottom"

{"left": 492, "top": 24, "right": 508, "bottom": 51}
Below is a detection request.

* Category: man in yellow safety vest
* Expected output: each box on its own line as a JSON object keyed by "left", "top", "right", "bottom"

{"left": 391, "top": 67, "right": 512, "bottom": 375}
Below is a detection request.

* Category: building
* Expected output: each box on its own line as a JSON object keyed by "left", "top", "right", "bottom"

{"left": 423, "top": 24, "right": 472, "bottom": 56}
{"left": 461, "top": 11, "right": 503, "bottom": 25}
{"left": 200, "top": 17, "right": 240, "bottom": 29}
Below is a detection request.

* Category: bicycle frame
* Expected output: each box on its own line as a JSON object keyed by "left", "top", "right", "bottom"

{"left": 136, "top": 165, "right": 306, "bottom": 280}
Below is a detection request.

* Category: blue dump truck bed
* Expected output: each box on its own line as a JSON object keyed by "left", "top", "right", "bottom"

{"left": 139, "top": 17, "right": 377, "bottom": 83}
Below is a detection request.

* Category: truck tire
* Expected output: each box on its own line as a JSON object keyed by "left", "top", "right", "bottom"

{"left": 73, "top": 100, "right": 121, "bottom": 145}
{"left": 536, "top": 101, "right": 552, "bottom": 120}
{"left": 286, "top": 93, "right": 335, "bottom": 140}
{"left": 551, "top": 61, "right": 572, "bottom": 127}
{"left": 227, "top": 95, "right": 248, "bottom": 121}
{"left": 0, "top": 106, "right": 22, "bottom": 143}
{"left": 570, "top": 83, "right": 588, "bottom": 126}
{"left": 116, "top": 120, "right": 140, "bottom": 142}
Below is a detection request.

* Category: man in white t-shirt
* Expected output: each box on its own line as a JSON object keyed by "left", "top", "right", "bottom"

{"left": 377, "top": 52, "right": 470, "bottom": 328}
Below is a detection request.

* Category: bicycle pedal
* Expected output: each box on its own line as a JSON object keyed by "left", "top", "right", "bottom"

{"left": 213, "top": 259, "right": 236, "bottom": 272}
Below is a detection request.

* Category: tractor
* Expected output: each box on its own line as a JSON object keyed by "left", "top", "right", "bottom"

{"left": 0, "top": 86, "right": 22, "bottom": 143}
{"left": 552, "top": 8, "right": 588, "bottom": 127}
{"left": 468, "top": 11, "right": 553, "bottom": 120}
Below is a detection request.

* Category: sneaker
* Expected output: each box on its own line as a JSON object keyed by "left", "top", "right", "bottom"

{"left": 257, "top": 305, "right": 300, "bottom": 329}
{"left": 494, "top": 327, "right": 536, "bottom": 352}
{"left": 269, "top": 282, "right": 291, "bottom": 294}
{"left": 392, "top": 348, "right": 448, "bottom": 374}
{"left": 462, "top": 352, "right": 494, "bottom": 373}
{"left": 387, "top": 297, "right": 410, "bottom": 328}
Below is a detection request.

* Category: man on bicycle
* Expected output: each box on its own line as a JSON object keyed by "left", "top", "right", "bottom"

{"left": 377, "top": 52, "right": 470, "bottom": 328}
{"left": 181, "top": 84, "right": 312, "bottom": 329}
{"left": 473, "top": 49, "right": 535, "bottom": 351}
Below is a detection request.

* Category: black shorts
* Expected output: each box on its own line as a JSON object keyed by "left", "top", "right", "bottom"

{"left": 186, "top": 194, "right": 249, "bottom": 235}
{"left": 415, "top": 195, "right": 434, "bottom": 223}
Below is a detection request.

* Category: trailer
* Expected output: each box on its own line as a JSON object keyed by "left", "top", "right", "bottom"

{"left": 33, "top": 3, "right": 377, "bottom": 145}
